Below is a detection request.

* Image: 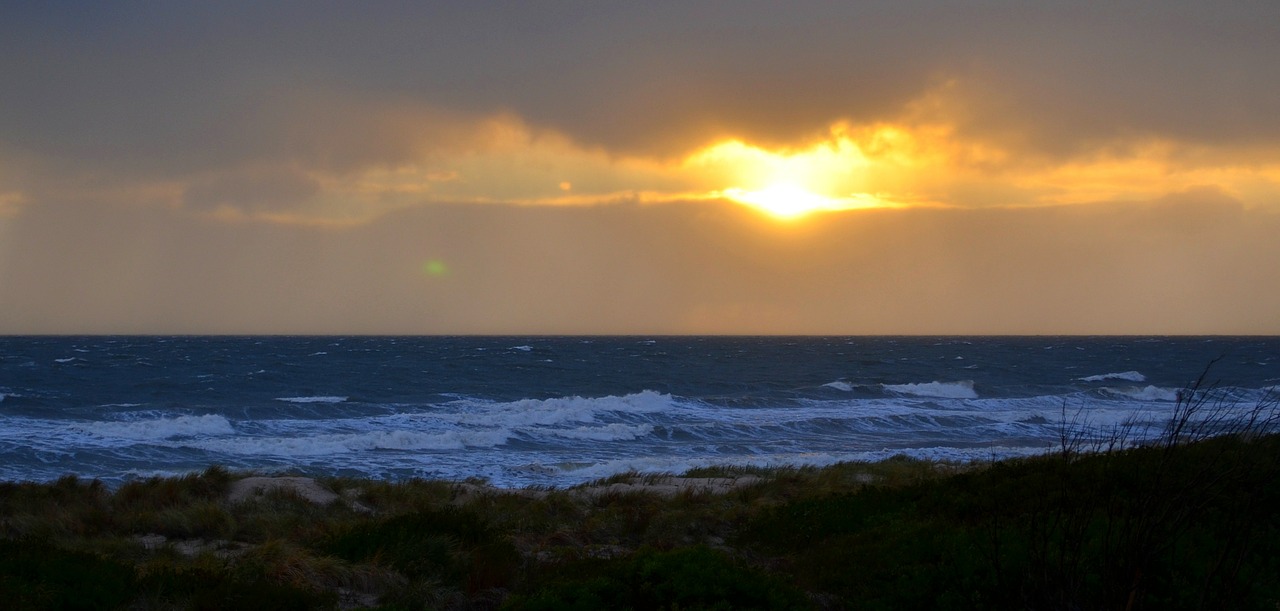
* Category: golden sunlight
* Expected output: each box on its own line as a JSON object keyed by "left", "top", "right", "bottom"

{"left": 723, "top": 184, "right": 851, "bottom": 219}
{"left": 684, "top": 127, "right": 896, "bottom": 219}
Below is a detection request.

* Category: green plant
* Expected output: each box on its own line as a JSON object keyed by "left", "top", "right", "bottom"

{"left": 508, "top": 546, "right": 811, "bottom": 611}
{"left": 324, "top": 507, "right": 521, "bottom": 594}
{"left": 0, "top": 538, "right": 136, "bottom": 610}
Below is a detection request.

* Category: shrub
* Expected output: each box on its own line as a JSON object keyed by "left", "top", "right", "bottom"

{"left": 0, "top": 539, "right": 136, "bottom": 610}
{"left": 136, "top": 564, "right": 330, "bottom": 610}
{"left": 508, "top": 546, "right": 810, "bottom": 610}
{"left": 324, "top": 507, "right": 521, "bottom": 593}
{"left": 740, "top": 433, "right": 1280, "bottom": 609}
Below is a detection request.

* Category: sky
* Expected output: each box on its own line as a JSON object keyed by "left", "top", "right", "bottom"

{"left": 1, "top": 2, "right": 1278, "bottom": 334}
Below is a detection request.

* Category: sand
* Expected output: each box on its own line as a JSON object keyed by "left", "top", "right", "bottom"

{"left": 227, "top": 476, "right": 342, "bottom": 505}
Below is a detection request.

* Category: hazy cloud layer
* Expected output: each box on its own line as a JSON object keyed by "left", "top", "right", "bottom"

{"left": 3, "top": 191, "right": 1276, "bottom": 334}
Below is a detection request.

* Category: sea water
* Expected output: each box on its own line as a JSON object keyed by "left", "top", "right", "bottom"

{"left": 1, "top": 336, "right": 1276, "bottom": 487}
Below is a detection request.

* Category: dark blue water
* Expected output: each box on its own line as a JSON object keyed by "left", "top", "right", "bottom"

{"left": 1, "top": 336, "right": 1276, "bottom": 486}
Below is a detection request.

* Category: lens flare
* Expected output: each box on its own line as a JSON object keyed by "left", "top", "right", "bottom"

{"left": 421, "top": 259, "right": 449, "bottom": 277}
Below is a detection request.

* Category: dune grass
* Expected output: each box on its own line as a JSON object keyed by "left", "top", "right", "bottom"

{"left": 2, "top": 386, "right": 1278, "bottom": 609}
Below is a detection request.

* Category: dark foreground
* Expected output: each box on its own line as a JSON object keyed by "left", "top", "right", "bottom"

{"left": 2, "top": 424, "right": 1278, "bottom": 610}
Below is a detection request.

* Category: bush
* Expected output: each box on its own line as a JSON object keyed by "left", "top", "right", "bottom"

{"left": 324, "top": 507, "right": 521, "bottom": 593}
{"left": 0, "top": 539, "right": 136, "bottom": 610}
{"left": 508, "top": 546, "right": 810, "bottom": 610}
{"left": 741, "top": 434, "right": 1280, "bottom": 609}
{"left": 137, "top": 564, "right": 330, "bottom": 610}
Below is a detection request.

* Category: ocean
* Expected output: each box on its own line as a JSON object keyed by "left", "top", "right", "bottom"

{"left": 1, "top": 336, "right": 1276, "bottom": 488}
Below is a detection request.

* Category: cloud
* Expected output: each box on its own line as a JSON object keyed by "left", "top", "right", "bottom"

{"left": 7, "top": 95, "right": 1279, "bottom": 227}
{"left": 7, "top": 1, "right": 1277, "bottom": 223}
{"left": 5, "top": 3, "right": 1279, "bottom": 170}
{"left": 183, "top": 165, "right": 321, "bottom": 213}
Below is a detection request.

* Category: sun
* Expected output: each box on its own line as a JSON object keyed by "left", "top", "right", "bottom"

{"left": 685, "top": 133, "right": 890, "bottom": 220}
{"left": 723, "top": 183, "right": 845, "bottom": 220}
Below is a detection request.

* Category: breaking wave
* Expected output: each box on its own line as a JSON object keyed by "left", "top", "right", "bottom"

{"left": 545, "top": 423, "right": 655, "bottom": 441}
{"left": 445, "top": 390, "right": 677, "bottom": 428}
{"left": 883, "top": 380, "right": 978, "bottom": 399}
{"left": 77, "top": 414, "right": 235, "bottom": 441}
{"left": 276, "top": 396, "right": 349, "bottom": 404}
{"left": 1078, "top": 371, "right": 1146, "bottom": 382}
{"left": 1101, "top": 385, "right": 1183, "bottom": 402}
{"left": 191, "top": 428, "right": 513, "bottom": 456}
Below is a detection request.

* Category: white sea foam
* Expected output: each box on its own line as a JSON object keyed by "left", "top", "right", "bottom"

{"left": 1102, "top": 385, "right": 1182, "bottom": 402}
{"left": 275, "top": 396, "right": 348, "bottom": 404}
{"left": 54, "top": 357, "right": 78, "bottom": 363}
{"left": 450, "top": 390, "right": 676, "bottom": 428}
{"left": 1078, "top": 371, "right": 1146, "bottom": 382}
{"left": 511, "top": 345, "right": 533, "bottom": 352}
{"left": 192, "top": 428, "right": 512, "bottom": 456}
{"left": 823, "top": 381, "right": 854, "bottom": 391}
{"left": 883, "top": 380, "right": 978, "bottom": 399}
{"left": 79, "top": 414, "right": 235, "bottom": 440}
{"left": 545, "top": 423, "right": 655, "bottom": 441}
{"left": 121, "top": 468, "right": 197, "bottom": 480}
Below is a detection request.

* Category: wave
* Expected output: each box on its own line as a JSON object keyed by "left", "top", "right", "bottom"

{"left": 77, "top": 414, "right": 235, "bottom": 441}
{"left": 1101, "top": 385, "right": 1182, "bottom": 402}
{"left": 191, "top": 428, "right": 513, "bottom": 456}
{"left": 447, "top": 390, "right": 677, "bottom": 428}
{"left": 545, "top": 423, "right": 655, "bottom": 441}
{"left": 883, "top": 380, "right": 978, "bottom": 399}
{"left": 172, "top": 392, "right": 676, "bottom": 458}
{"left": 275, "top": 396, "right": 348, "bottom": 404}
{"left": 823, "top": 381, "right": 854, "bottom": 392}
{"left": 1078, "top": 371, "right": 1146, "bottom": 382}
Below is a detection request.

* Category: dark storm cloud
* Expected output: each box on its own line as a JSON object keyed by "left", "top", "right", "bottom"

{"left": 3, "top": 1, "right": 1278, "bottom": 176}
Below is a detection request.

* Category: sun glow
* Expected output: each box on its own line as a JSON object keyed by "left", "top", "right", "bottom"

{"left": 684, "top": 128, "right": 896, "bottom": 219}
{"left": 722, "top": 184, "right": 858, "bottom": 219}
